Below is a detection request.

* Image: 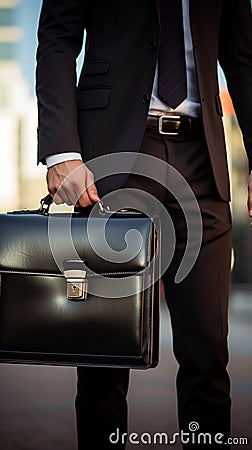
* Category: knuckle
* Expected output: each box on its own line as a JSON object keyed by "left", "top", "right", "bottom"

{"left": 48, "top": 183, "right": 56, "bottom": 193}
{"left": 79, "top": 196, "right": 92, "bottom": 208}
{"left": 54, "top": 196, "right": 62, "bottom": 205}
{"left": 88, "top": 170, "right": 94, "bottom": 181}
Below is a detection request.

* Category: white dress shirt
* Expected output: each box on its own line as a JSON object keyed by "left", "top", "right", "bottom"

{"left": 46, "top": 0, "right": 201, "bottom": 168}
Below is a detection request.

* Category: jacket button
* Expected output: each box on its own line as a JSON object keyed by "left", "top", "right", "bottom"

{"left": 149, "top": 40, "right": 158, "bottom": 50}
{"left": 142, "top": 94, "right": 150, "bottom": 105}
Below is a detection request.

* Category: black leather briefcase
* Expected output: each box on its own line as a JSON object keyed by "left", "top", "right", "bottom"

{"left": 0, "top": 196, "right": 160, "bottom": 369}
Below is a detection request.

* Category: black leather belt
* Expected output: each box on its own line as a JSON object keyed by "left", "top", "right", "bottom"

{"left": 146, "top": 114, "right": 203, "bottom": 138}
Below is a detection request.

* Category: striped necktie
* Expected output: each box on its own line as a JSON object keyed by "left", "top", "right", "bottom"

{"left": 158, "top": 0, "right": 187, "bottom": 108}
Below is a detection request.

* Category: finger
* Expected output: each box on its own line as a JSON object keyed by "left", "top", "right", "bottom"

{"left": 87, "top": 183, "right": 100, "bottom": 203}
{"left": 53, "top": 184, "right": 74, "bottom": 206}
{"left": 71, "top": 173, "right": 95, "bottom": 207}
{"left": 47, "top": 165, "right": 77, "bottom": 206}
{"left": 53, "top": 190, "right": 66, "bottom": 205}
{"left": 55, "top": 181, "right": 92, "bottom": 208}
{"left": 86, "top": 171, "right": 100, "bottom": 202}
{"left": 77, "top": 190, "right": 94, "bottom": 208}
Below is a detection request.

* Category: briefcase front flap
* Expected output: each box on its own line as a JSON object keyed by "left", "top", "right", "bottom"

{"left": 0, "top": 271, "right": 145, "bottom": 356}
{"left": 0, "top": 212, "right": 157, "bottom": 276}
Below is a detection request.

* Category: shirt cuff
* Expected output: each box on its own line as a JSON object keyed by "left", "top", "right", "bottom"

{"left": 45, "top": 152, "right": 82, "bottom": 168}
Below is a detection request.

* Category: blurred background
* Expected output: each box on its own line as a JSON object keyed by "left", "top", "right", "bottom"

{"left": 0, "top": 1, "right": 251, "bottom": 449}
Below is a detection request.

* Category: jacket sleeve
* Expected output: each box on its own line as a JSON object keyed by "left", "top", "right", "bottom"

{"left": 218, "top": 0, "right": 252, "bottom": 171}
{"left": 36, "top": 0, "right": 87, "bottom": 163}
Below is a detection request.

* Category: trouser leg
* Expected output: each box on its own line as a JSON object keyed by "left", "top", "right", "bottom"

{"left": 162, "top": 199, "right": 232, "bottom": 448}
{"left": 76, "top": 367, "right": 130, "bottom": 449}
{"left": 162, "top": 135, "right": 232, "bottom": 448}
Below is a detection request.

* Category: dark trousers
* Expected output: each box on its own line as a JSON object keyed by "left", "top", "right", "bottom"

{"left": 75, "top": 129, "right": 232, "bottom": 449}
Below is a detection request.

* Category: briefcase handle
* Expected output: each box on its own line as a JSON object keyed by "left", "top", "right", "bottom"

{"left": 39, "top": 194, "right": 144, "bottom": 217}
{"left": 7, "top": 194, "right": 144, "bottom": 217}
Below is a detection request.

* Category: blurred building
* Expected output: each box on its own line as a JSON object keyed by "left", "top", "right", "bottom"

{"left": 220, "top": 89, "right": 252, "bottom": 284}
{"left": 0, "top": 0, "right": 46, "bottom": 212}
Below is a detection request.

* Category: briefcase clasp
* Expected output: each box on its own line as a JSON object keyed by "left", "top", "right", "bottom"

{"left": 64, "top": 269, "right": 88, "bottom": 301}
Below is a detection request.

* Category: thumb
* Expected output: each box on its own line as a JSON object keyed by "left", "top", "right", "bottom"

{"left": 85, "top": 168, "right": 100, "bottom": 202}
{"left": 87, "top": 183, "right": 100, "bottom": 202}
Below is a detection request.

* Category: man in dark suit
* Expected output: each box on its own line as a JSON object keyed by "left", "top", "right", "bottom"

{"left": 36, "top": 1, "right": 252, "bottom": 448}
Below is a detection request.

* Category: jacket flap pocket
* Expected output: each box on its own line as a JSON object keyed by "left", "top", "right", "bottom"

{"left": 83, "top": 61, "right": 110, "bottom": 76}
{"left": 77, "top": 88, "right": 110, "bottom": 110}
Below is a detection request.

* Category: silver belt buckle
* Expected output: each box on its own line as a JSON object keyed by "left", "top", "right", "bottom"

{"left": 158, "top": 114, "right": 181, "bottom": 135}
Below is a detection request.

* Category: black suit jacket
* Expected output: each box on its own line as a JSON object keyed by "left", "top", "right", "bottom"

{"left": 36, "top": 0, "right": 252, "bottom": 201}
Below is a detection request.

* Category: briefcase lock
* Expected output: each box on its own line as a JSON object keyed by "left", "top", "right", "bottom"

{"left": 63, "top": 269, "right": 88, "bottom": 301}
